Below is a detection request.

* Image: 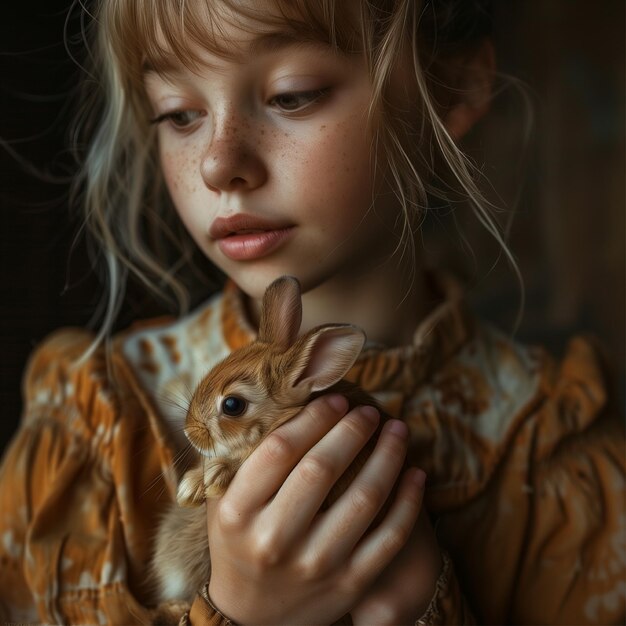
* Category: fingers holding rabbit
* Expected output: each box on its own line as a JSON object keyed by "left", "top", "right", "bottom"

{"left": 205, "top": 397, "right": 425, "bottom": 625}
{"left": 219, "top": 393, "right": 351, "bottom": 515}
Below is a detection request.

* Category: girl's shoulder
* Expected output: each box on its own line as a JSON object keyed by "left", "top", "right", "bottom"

{"left": 17, "top": 326, "right": 134, "bottom": 455}
{"left": 402, "top": 312, "right": 623, "bottom": 511}
{"left": 19, "top": 285, "right": 241, "bottom": 433}
{"left": 473, "top": 321, "right": 616, "bottom": 441}
{"left": 444, "top": 318, "right": 620, "bottom": 462}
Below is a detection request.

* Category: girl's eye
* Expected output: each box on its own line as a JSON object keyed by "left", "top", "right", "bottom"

{"left": 269, "top": 89, "right": 329, "bottom": 113}
{"left": 150, "top": 109, "right": 205, "bottom": 129}
{"left": 221, "top": 396, "right": 247, "bottom": 417}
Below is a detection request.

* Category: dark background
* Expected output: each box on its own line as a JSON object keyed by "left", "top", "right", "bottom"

{"left": 1, "top": 2, "right": 624, "bottom": 453}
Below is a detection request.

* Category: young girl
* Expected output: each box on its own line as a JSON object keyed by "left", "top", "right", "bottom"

{"left": 0, "top": 1, "right": 623, "bottom": 624}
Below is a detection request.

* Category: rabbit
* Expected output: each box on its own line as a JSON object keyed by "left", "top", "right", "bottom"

{"left": 149, "top": 275, "right": 395, "bottom": 616}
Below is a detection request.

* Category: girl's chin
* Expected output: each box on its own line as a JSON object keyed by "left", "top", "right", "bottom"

{"left": 217, "top": 265, "right": 314, "bottom": 302}
{"left": 207, "top": 239, "right": 378, "bottom": 299}
{"left": 226, "top": 269, "right": 341, "bottom": 304}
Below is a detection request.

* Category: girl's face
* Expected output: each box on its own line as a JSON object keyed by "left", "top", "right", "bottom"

{"left": 144, "top": 5, "right": 402, "bottom": 299}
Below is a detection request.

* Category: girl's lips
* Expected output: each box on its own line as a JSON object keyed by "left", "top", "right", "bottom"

{"left": 210, "top": 213, "right": 295, "bottom": 261}
{"left": 209, "top": 213, "right": 290, "bottom": 239}
{"left": 216, "top": 227, "right": 295, "bottom": 261}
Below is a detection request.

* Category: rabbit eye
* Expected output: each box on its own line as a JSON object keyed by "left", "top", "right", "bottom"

{"left": 221, "top": 396, "right": 247, "bottom": 417}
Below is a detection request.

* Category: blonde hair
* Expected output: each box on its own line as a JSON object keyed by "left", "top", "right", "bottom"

{"left": 71, "top": 0, "right": 523, "bottom": 359}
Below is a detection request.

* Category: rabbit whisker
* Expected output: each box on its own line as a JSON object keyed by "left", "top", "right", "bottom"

{"left": 155, "top": 391, "right": 191, "bottom": 414}
{"left": 141, "top": 470, "right": 170, "bottom": 499}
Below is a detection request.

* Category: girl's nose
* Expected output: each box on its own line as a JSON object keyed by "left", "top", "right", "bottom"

{"left": 200, "top": 121, "right": 267, "bottom": 193}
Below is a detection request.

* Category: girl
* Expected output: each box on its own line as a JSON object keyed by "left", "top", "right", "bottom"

{"left": 0, "top": 1, "right": 623, "bottom": 624}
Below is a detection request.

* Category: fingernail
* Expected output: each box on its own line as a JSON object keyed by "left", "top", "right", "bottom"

{"left": 357, "top": 405, "right": 380, "bottom": 423}
{"left": 385, "top": 419, "right": 408, "bottom": 438}
{"left": 326, "top": 394, "right": 347, "bottom": 412}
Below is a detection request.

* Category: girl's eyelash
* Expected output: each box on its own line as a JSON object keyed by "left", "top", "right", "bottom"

{"left": 149, "top": 113, "right": 170, "bottom": 125}
{"left": 149, "top": 89, "right": 330, "bottom": 127}
{"left": 269, "top": 88, "right": 330, "bottom": 112}
{"left": 149, "top": 110, "right": 205, "bottom": 127}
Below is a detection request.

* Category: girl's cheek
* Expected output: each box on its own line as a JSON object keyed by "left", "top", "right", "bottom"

{"left": 283, "top": 122, "right": 349, "bottom": 185}
{"left": 297, "top": 118, "right": 371, "bottom": 200}
{"left": 160, "top": 142, "right": 203, "bottom": 199}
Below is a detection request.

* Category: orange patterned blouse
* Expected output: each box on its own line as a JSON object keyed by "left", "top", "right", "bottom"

{"left": 0, "top": 273, "right": 624, "bottom": 625}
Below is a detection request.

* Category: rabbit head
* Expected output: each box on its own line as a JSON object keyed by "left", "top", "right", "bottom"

{"left": 183, "top": 276, "right": 366, "bottom": 465}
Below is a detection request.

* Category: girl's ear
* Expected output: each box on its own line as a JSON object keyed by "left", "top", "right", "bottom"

{"left": 285, "top": 325, "right": 366, "bottom": 393}
{"left": 258, "top": 276, "right": 302, "bottom": 350}
{"left": 438, "top": 38, "right": 496, "bottom": 141}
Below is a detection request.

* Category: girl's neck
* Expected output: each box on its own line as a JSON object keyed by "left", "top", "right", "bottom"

{"left": 302, "top": 266, "right": 435, "bottom": 348}
{"left": 245, "top": 259, "right": 439, "bottom": 349}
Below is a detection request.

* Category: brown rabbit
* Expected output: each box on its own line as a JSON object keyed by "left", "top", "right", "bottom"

{"left": 150, "top": 276, "right": 393, "bottom": 616}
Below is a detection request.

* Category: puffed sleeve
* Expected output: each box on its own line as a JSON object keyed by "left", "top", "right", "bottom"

{"left": 0, "top": 419, "right": 41, "bottom": 623}
{"left": 509, "top": 337, "right": 625, "bottom": 625}
{"left": 0, "top": 329, "right": 154, "bottom": 624}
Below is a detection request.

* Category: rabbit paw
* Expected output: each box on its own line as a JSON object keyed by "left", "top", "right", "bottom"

{"left": 176, "top": 460, "right": 238, "bottom": 505}
{"left": 203, "top": 460, "right": 237, "bottom": 499}
{"left": 176, "top": 466, "right": 206, "bottom": 507}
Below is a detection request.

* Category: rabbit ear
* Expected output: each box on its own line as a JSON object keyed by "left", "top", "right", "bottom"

{"left": 258, "top": 276, "right": 302, "bottom": 350}
{"left": 286, "top": 325, "right": 365, "bottom": 393}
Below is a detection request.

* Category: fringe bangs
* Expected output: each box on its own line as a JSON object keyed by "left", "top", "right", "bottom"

{"left": 102, "top": 0, "right": 362, "bottom": 91}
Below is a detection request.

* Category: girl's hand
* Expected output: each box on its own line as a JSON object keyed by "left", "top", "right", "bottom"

{"left": 204, "top": 394, "right": 425, "bottom": 625}
{"left": 351, "top": 509, "right": 442, "bottom": 625}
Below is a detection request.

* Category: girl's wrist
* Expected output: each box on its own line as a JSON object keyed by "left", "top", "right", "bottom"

{"left": 184, "top": 583, "right": 237, "bottom": 626}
